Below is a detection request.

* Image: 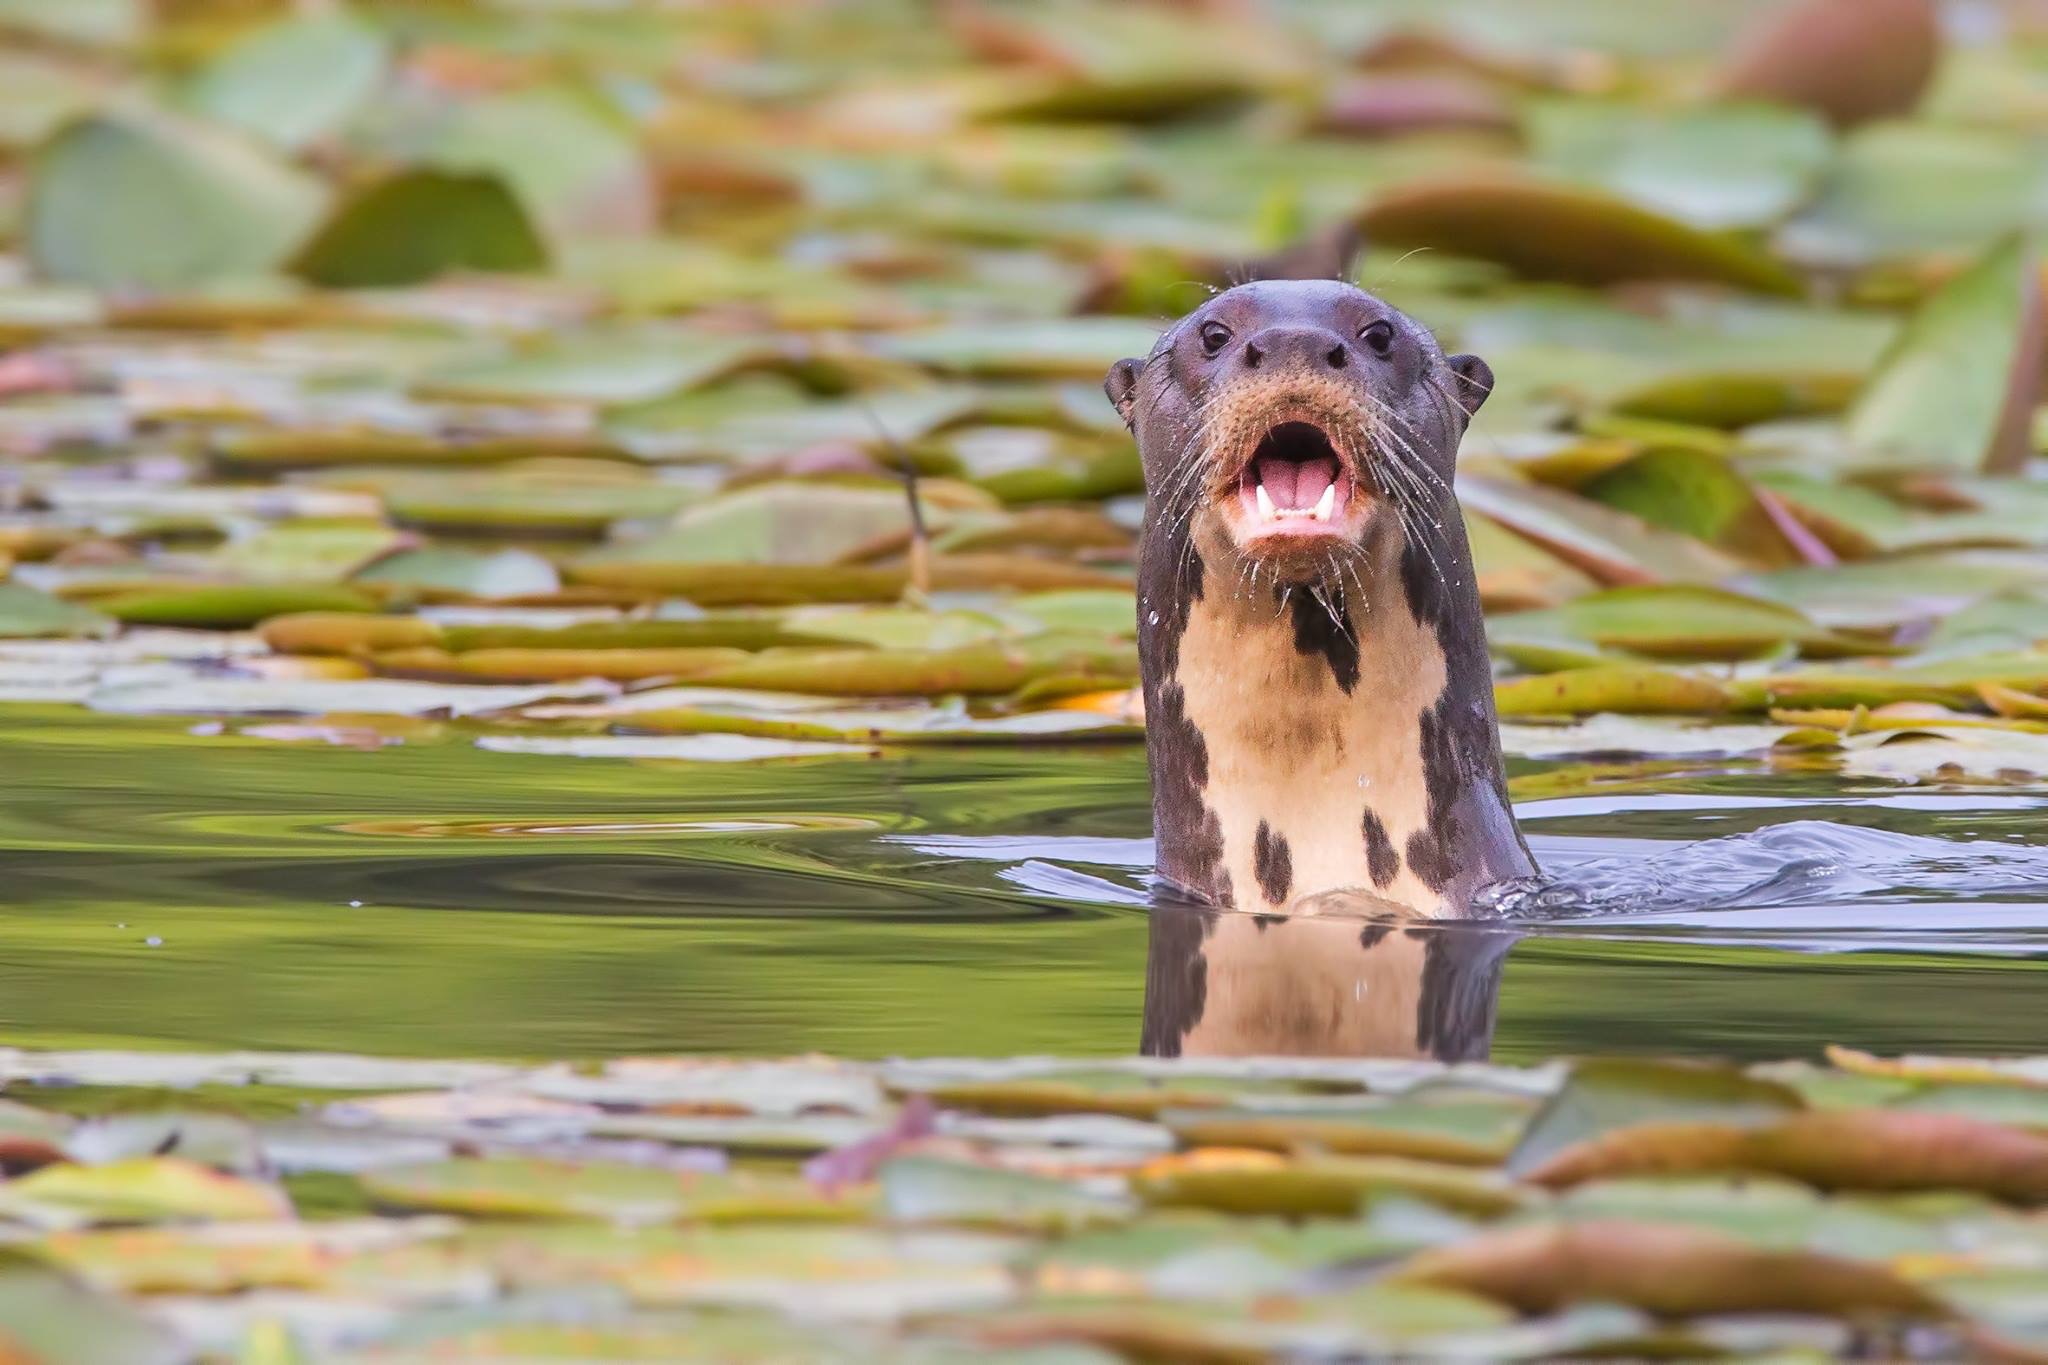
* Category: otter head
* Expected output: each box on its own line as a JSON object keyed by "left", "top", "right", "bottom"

{"left": 1108, "top": 280, "right": 1531, "bottom": 917}
{"left": 1106, "top": 279, "right": 1493, "bottom": 589}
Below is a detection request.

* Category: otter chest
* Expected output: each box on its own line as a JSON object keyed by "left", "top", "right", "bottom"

{"left": 1170, "top": 574, "right": 1453, "bottom": 912}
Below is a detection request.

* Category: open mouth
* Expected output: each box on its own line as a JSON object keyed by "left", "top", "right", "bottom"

{"left": 1234, "top": 421, "right": 1360, "bottom": 539}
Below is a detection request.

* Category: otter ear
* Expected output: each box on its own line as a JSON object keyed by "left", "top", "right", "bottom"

{"left": 1445, "top": 354, "right": 1493, "bottom": 420}
{"left": 1104, "top": 357, "right": 1143, "bottom": 428}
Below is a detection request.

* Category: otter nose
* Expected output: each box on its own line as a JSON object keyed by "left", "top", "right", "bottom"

{"left": 1240, "top": 325, "right": 1349, "bottom": 373}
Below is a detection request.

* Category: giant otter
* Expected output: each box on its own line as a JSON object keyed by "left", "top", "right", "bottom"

{"left": 1106, "top": 280, "right": 1534, "bottom": 917}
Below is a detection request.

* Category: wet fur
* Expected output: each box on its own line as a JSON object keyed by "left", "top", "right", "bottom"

{"left": 1112, "top": 280, "right": 1533, "bottom": 917}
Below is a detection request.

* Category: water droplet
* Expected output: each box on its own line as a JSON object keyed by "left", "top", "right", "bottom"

{"left": 144, "top": 936, "right": 162, "bottom": 947}
{"left": 1147, "top": 611, "right": 1159, "bottom": 626}
{"left": 348, "top": 900, "right": 363, "bottom": 908}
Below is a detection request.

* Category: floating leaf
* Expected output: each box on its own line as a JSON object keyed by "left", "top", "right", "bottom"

{"left": 27, "top": 106, "right": 328, "bottom": 290}
{"left": 1489, "top": 586, "right": 1860, "bottom": 664}
{"left": 880, "top": 1157, "right": 1131, "bottom": 1232}
{"left": 182, "top": 11, "right": 388, "bottom": 152}
{"left": 1845, "top": 233, "right": 2043, "bottom": 473}
{"left": 364, "top": 1157, "right": 857, "bottom": 1224}
{"left": 94, "top": 583, "right": 379, "bottom": 628}
{"left": 257, "top": 612, "right": 441, "bottom": 655}
{"left": 402, "top": 84, "right": 655, "bottom": 239}
{"left": 1135, "top": 1153, "right": 1523, "bottom": 1219}
{"left": 291, "top": 169, "right": 547, "bottom": 288}
{"left": 0, "top": 581, "right": 111, "bottom": 639}
{"left": 875, "top": 318, "right": 1161, "bottom": 379}
{"left": 1611, "top": 369, "right": 1860, "bottom": 429}
{"left": 419, "top": 332, "right": 762, "bottom": 407}
{"left": 379, "top": 645, "right": 748, "bottom": 683}
{"left": 1578, "top": 448, "right": 1805, "bottom": 566}
{"left": 1494, "top": 666, "right": 1733, "bottom": 717}
{"left": 0, "top": 1253, "right": 189, "bottom": 1365}
{"left": 681, "top": 635, "right": 1136, "bottom": 698}
{"left": 1162, "top": 1094, "right": 1536, "bottom": 1166}
{"left": 1456, "top": 475, "right": 1744, "bottom": 586}
{"left": 1395, "top": 1218, "right": 1944, "bottom": 1319}
{"left": 1526, "top": 99, "right": 1831, "bottom": 230}
{"left": 352, "top": 547, "right": 561, "bottom": 600}
{"left": 0, "top": 1157, "right": 290, "bottom": 1227}
{"left": 1361, "top": 175, "right": 1802, "bottom": 293}
{"left": 1511, "top": 1059, "right": 1804, "bottom": 1179}
{"left": 89, "top": 673, "right": 608, "bottom": 718}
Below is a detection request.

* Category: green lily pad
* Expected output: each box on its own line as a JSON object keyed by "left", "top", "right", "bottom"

{"left": 27, "top": 105, "right": 328, "bottom": 290}
{"left": 1494, "top": 666, "right": 1734, "bottom": 717}
{"left": 398, "top": 83, "right": 654, "bottom": 240}
{"left": 1135, "top": 1153, "right": 1524, "bottom": 1219}
{"left": 94, "top": 583, "right": 379, "bottom": 628}
{"left": 353, "top": 547, "right": 562, "bottom": 600}
{"left": 0, "top": 1157, "right": 291, "bottom": 1227}
{"left": 206, "top": 520, "right": 406, "bottom": 583}
{"left": 1509, "top": 1059, "right": 1805, "bottom": 1179}
{"left": 417, "top": 331, "right": 764, "bottom": 407}
{"left": 1162, "top": 1092, "right": 1537, "bottom": 1165}
{"left": 182, "top": 10, "right": 388, "bottom": 153}
{"left": 875, "top": 318, "right": 1161, "bottom": 380}
{"left": 1456, "top": 476, "right": 1744, "bottom": 586}
{"left": 292, "top": 169, "right": 548, "bottom": 288}
{"left": 0, "top": 582, "right": 111, "bottom": 639}
{"left": 1526, "top": 98, "right": 1831, "bottom": 230}
{"left": 0, "top": 1253, "right": 188, "bottom": 1365}
{"left": 1845, "top": 233, "right": 2043, "bottom": 473}
{"left": 1488, "top": 586, "right": 1864, "bottom": 664}
{"left": 880, "top": 1156, "right": 1132, "bottom": 1232}
{"left": 680, "top": 635, "right": 1135, "bottom": 698}
{"left": 1361, "top": 175, "right": 1803, "bottom": 294}
{"left": 364, "top": 1157, "right": 860, "bottom": 1224}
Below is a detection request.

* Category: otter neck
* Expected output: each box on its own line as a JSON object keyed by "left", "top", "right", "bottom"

{"left": 1139, "top": 512, "right": 1532, "bottom": 917}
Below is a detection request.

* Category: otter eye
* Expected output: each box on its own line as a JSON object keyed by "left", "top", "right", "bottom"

{"left": 1198, "top": 321, "right": 1233, "bottom": 355}
{"left": 1359, "top": 320, "right": 1395, "bottom": 356}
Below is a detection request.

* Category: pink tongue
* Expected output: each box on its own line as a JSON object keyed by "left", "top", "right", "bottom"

{"left": 1256, "top": 456, "right": 1337, "bottom": 510}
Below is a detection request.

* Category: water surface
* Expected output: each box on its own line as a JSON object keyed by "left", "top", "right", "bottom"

{"left": 4, "top": 706, "right": 2046, "bottom": 1063}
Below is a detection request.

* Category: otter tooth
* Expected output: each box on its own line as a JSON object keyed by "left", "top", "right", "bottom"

{"left": 1254, "top": 482, "right": 1276, "bottom": 519}
{"left": 1312, "top": 484, "right": 1335, "bottom": 521}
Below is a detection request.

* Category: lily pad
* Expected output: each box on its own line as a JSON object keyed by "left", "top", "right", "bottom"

{"left": 291, "top": 169, "right": 548, "bottom": 288}
{"left": 364, "top": 1157, "right": 858, "bottom": 1225}
{"left": 1360, "top": 175, "right": 1803, "bottom": 294}
{"left": 182, "top": 10, "right": 388, "bottom": 153}
{"left": 1844, "top": 233, "right": 2043, "bottom": 473}
{"left": 28, "top": 106, "right": 328, "bottom": 290}
{"left": 0, "top": 1157, "right": 291, "bottom": 1227}
{"left": 0, "top": 581, "right": 111, "bottom": 639}
{"left": 880, "top": 1157, "right": 1131, "bottom": 1232}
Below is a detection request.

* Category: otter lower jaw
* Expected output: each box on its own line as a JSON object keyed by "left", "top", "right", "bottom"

{"left": 1223, "top": 417, "right": 1374, "bottom": 556}
{"left": 1237, "top": 421, "right": 1352, "bottom": 528}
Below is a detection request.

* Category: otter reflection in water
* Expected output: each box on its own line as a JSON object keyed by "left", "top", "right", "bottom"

{"left": 1141, "top": 897, "right": 1515, "bottom": 1061}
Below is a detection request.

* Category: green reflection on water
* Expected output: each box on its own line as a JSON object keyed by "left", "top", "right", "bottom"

{"left": 2, "top": 706, "right": 2046, "bottom": 1062}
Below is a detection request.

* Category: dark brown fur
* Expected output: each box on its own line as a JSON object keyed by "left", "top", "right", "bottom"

{"left": 1108, "top": 280, "right": 1533, "bottom": 917}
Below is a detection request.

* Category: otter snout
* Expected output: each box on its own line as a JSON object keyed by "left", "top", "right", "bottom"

{"left": 1241, "top": 324, "right": 1351, "bottom": 373}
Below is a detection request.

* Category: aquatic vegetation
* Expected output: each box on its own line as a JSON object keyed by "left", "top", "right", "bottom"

{"left": 0, "top": 0, "right": 2039, "bottom": 782}
{"left": 0, "top": 1046, "right": 2046, "bottom": 1358}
